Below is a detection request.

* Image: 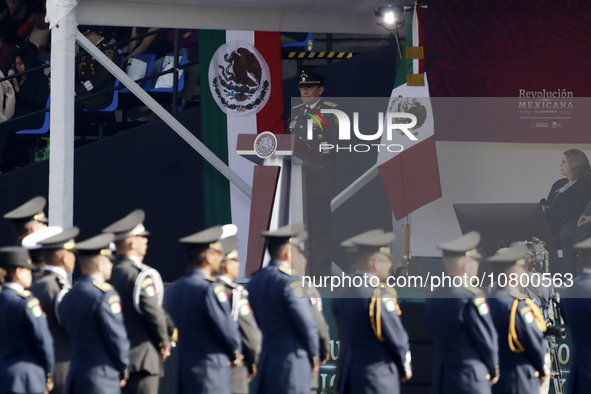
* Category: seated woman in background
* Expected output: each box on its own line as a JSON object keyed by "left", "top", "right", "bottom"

{"left": 541, "top": 149, "right": 591, "bottom": 239}
{"left": 0, "top": 43, "right": 49, "bottom": 170}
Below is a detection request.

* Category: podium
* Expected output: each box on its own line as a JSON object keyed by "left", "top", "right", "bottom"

{"left": 236, "top": 133, "right": 322, "bottom": 277}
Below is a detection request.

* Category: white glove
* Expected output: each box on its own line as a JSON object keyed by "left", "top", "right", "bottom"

{"left": 83, "top": 80, "right": 94, "bottom": 92}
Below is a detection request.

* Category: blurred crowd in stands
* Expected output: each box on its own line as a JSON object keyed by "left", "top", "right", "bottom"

{"left": 0, "top": 0, "right": 200, "bottom": 172}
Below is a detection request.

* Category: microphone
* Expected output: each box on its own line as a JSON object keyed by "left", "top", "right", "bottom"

{"left": 269, "top": 114, "right": 287, "bottom": 134}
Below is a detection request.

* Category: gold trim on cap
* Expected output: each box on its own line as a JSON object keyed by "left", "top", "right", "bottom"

{"left": 516, "top": 258, "right": 526, "bottom": 266}
{"left": 63, "top": 240, "right": 76, "bottom": 250}
{"left": 209, "top": 241, "right": 222, "bottom": 251}
{"left": 100, "top": 249, "right": 113, "bottom": 256}
{"left": 131, "top": 223, "right": 146, "bottom": 236}
{"left": 226, "top": 250, "right": 239, "bottom": 260}
{"left": 33, "top": 212, "right": 45, "bottom": 221}
{"left": 380, "top": 246, "right": 392, "bottom": 255}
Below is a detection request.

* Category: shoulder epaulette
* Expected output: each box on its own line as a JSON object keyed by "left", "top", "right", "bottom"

{"left": 509, "top": 289, "right": 527, "bottom": 300}
{"left": 322, "top": 101, "right": 338, "bottom": 107}
{"left": 292, "top": 103, "right": 305, "bottom": 109}
{"left": 204, "top": 275, "right": 218, "bottom": 282}
{"left": 141, "top": 277, "right": 154, "bottom": 288}
{"left": 464, "top": 286, "right": 484, "bottom": 295}
{"left": 279, "top": 266, "right": 292, "bottom": 276}
{"left": 93, "top": 280, "right": 114, "bottom": 292}
{"left": 17, "top": 290, "right": 33, "bottom": 298}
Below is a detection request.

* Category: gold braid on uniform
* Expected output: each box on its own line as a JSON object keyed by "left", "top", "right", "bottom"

{"left": 524, "top": 299, "right": 547, "bottom": 333}
{"left": 508, "top": 299, "right": 525, "bottom": 353}
{"left": 369, "top": 287, "right": 384, "bottom": 342}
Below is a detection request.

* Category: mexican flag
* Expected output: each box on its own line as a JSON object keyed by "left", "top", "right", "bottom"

{"left": 377, "top": 5, "right": 442, "bottom": 221}
{"left": 199, "top": 30, "right": 284, "bottom": 272}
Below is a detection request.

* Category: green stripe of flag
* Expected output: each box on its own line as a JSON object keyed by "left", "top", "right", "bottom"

{"left": 199, "top": 30, "right": 232, "bottom": 227}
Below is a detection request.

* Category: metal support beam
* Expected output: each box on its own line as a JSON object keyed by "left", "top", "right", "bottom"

{"left": 48, "top": 8, "right": 76, "bottom": 228}
{"left": 75, "top": 32, "right": 253, "bottom": 199}
{"left": 330, "top": 164, "right": 379, "bottom": 212}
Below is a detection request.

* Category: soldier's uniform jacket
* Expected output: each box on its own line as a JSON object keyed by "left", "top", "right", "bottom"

{"left": 108, "top": 255, "right": 171, "bottom": 377}
{"left": 488, "top": 286, "right": 549, "bottom": 394}
{"left": 560, "top": 269, "right": 591, "bottom": 394}
{"left": 248, "top": 260, "right": 320, "bottom": 394}
{"left": 289, "top": 100, "right": 339, "bottom": 155}
{"left": 423, "top": 286, "right": 499, "bottom": 394}
{"left": 75, "top": 39, "right": 121, "bottom": 108}
{"left": 57, "top": 275, "right": 130, "bottom": 394}
{"left": 216, "top": 275, "right": 262, "bottom": 394}
{"left": 307, "top": 284, "right": 330, "bottom": 392}
{"left": 29, "top": 267, "right": 71, "bottom": 394}
{"left": 332, "top": 271, "right": 412, "bottom": 394}
{"left": 166, "top": 268, "right": 242, "bottom": 394}
{"left": 0, "top": 284, "right": 54, "bottom": 394}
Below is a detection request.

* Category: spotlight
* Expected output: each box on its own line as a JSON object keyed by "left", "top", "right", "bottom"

{"left": 375, "top": 4, "right": 405, "bottom": 59}
{"left": 375, "top": 4, "right": 404, "bottom": 30}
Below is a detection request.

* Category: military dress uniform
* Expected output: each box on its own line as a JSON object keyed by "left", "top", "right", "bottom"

{"left": 332, "top": 271, "right": 411, "bottom": 394}
{"left": 487, "top": 246, "right": 549, "bottom": 394}
{"left": 28, "top": 226, "right": 80, "bottom": 394}
{"left": 288, "top": 71, "right": 340, "bottom": 277}
{"left": 0, "top": 247, "right": 54, "bottom": 394}
{"left": 57, "top": 233, "right": 130, "bottom": 394}
{"left": 332, "top": 230, "right": 412, "bottom": 394}
{"left": 249, "top": 259, "right": 320, "bottom": 394}
{"left": 166, "top": 227, "right": 243, "bottom": 394}
{"left": 76, "top": 26, "right": 121, "bottom": 110}
{"left": 560, "top": 237, "right": 591, "bottom": 394}
{"left": 308, "top": 285, "right": 330, "bottom": 394}
{"left": 216, "top": 273, "right": 262, "bottom": 394}
{"left": 425, "top": 286, "right": 499, "bottom": 393}
{"left": 103, "top": 210, "right": 174, "bottom": 394}
{"left": 424, "top": 231, "right": 499, "bottom": 394}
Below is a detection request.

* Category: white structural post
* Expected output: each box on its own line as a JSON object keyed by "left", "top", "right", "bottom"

{"left": 48, "top": 7, "right": 76, "bottom": 228}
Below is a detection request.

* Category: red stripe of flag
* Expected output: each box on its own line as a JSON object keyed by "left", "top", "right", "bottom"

{"left": 255, "top": 31, "right": 285, "bottom": 134}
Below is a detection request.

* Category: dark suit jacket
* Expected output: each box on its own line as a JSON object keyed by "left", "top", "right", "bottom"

{"left": 545, "top": 178, "right": 591, "bottom": 236}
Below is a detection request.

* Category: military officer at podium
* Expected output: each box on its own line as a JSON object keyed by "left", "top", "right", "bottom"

{"left": 215, "top": 225, "right": 262, "bottom": 394}
{"left": 0, "top": 246, "right": 54, "bottom": 394}
{"left": 29, "top": 227, "right": 79, "bottom": 394}
{"left": 288, "top": 70, "right": 339, "bottom": 277}
{"left": 3, "top": 195, "right": 48, "bottom": 244}
{"left": 248, "top": 224, "right": 320, "bottom": 394}
{"left": 57, "top": 233, "right": 130, "bottom": 393}
{"left": 102, "top": 209, "right": 174, "bottom": 394}
{"left": 166, "top": 226, "right": 243, "bottom": 394}
{"left": 332, "top": 229, "right": 412, "bottom": 394}
{"left": 487, "top": 245, "right": 549, "bottom": 394}
{"left": 424, "top": 231, "right": 499, "bottom": 394}
{"left": 561, "top": 237, "right": 591, "bottom": 394}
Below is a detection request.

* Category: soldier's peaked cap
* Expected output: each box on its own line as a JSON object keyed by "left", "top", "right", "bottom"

{"left": 298, "top": 70, "right": 325, "bottom": 86}
{"left": 340, "top": 229, "right": 395, "bottom": 256}
{"left": 75, "top": 233, "right": 115, "bottom": 257}
{"left": 221, "top": 236, "right": 239, "bottom": 256}
{"left": 38, "top": 227, "right": 79, "bottom": 250}
{"left": 3, "top": 196, "right": 48, "bottom": 223}
{"left": 22, "top": 226, "right": 64, "bottom": 252}
{"left": 102, "top": 209, "right": 150, "bottom": 241}
{"left": 437, "top": 231, "right": 481, "bottom": 259}
{"left": 261, "top": 223, "right": 307, "bottom": 251}
{"left": 78, "top": 25, "right": 103, "bottom": 36}
{"left": 0, "top": 246, "right": 36, "bottom": 269}
{"left": 179, "top": 226, "right": 225, "bottom": 252}
{"left": 485, "top": 244, "right": 529, "bottom": 266}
